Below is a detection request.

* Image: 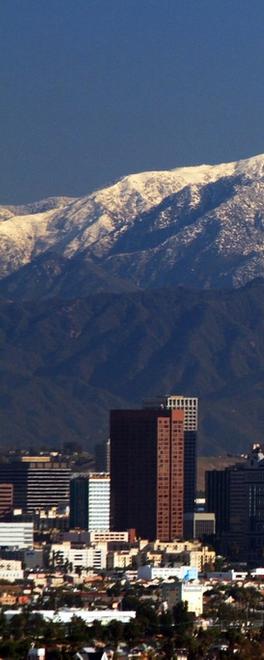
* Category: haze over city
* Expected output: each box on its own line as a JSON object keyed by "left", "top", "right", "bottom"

{"left": 1, "top": 0, "right": 264, "bottom": 202}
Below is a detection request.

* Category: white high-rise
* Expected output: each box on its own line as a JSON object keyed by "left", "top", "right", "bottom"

{"left": 88, "top": 473, "right": 110, "bottom": 531}
{"left": 165, "top": 395, "right": 198, "bottom": 431}
{"left": 70, "top": 472, "right": 110, "bottom": 531}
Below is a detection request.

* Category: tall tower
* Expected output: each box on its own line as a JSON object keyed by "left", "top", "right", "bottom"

{"left": 0, "top": 458, "right": 71, "bottom": 513}
{"left": 70, "top": 472, "right": 110, "bottom": 531}
{"left": 110, "top": 405, "right": 185, "bottom": 541}
{"left": 166, "top": 396, "right": 198, "bottom": 516}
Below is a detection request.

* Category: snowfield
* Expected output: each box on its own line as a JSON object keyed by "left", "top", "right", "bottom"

{"left": 1, "top": 153, "right": 264, "bottom": 292}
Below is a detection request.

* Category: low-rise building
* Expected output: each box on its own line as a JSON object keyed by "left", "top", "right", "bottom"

{"left": 5, "top": 608, "right": 136, "bottom": 625}
{"left": 50, "top": 541, "right": 107, "bottom": 571}
{"left": 0, "top": 522, "right": 34, "bottom": 548}
{"left": 107, "top": 549, "right": 138, "bottom": 569}
{"left": 184, "top": 512, "right": 215, "bottom": 540}
{"left": 0, "top": 558, "right": 24, "bottom": 582}
{"left": 174, "top": 581, "right": 203, "bottom": 616}
{"left": 138, "top": 565, "right": 198, "bottom": 581}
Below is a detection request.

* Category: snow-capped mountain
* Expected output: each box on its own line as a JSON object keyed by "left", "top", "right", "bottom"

{"left": 2, "top": 153, "right": 264, "bottom": 298}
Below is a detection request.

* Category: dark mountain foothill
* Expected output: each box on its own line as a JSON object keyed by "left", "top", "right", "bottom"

{"left": 0, "top": 281, "right": 263, "bottom": 454}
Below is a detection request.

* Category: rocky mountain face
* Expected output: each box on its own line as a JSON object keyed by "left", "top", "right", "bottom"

{"left": 1, "top": 154, "right": 264, "bottom": 298}
{"left": 0, "top": 282, "right": 264, "bottom": 454}
{"left": 2, "top": 154, "right": 264, "bottom": 454}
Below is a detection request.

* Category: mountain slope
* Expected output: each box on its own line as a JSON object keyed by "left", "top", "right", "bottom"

{"left": 0, "top": 282, "right": 264, "bottom": 454}
{"left": 1, "top": 154, "right": 264, "bottom": 297}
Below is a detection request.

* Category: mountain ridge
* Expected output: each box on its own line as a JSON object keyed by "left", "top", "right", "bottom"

{"left": 0, "top": 282, "right": 264, "bottom": 454}
{"left": 1, "top": 153, "right": 264, "bottom": 297}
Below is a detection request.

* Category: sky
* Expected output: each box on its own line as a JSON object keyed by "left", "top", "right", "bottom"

{"left": 1, "top": 0, "right": 264, "bottom": 203}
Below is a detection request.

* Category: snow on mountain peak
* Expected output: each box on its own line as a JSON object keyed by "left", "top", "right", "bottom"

{"left": 1, "top": 153, "right": 264, "bottom": 293}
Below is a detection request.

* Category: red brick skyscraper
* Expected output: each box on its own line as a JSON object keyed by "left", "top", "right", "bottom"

{"left": 110, "top": 405, "right": 186, "bottom": 541}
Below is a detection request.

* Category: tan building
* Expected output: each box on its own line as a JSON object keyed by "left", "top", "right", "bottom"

{"left": 107, "top": 548, "right": 138, "bottom": 569}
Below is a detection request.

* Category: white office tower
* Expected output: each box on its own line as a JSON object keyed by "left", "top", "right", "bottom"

{"left": 70, "top": 473, "right": 110, "bottom": 531}
{"left": 88, "top": 473, "right": 110, "bottom": 531}
{"left": 166, "top": 395, "right": 198, "bottom": 431}
{"left": 0, "top": 522, "right": 34, "bottom": 548}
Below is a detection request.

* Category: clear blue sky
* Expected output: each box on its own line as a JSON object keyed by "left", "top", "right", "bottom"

{"left": 1, "top": 0, "right": 264, "bottom": 202}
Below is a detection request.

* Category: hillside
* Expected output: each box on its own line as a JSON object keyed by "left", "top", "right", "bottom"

{"left": 0, "top": 282, "right": 264, "bottom": 454}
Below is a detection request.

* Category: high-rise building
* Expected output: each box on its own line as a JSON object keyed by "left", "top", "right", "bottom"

{"left": 70, "top": 473, "right": 110, "bottom": 531}
{"left": 0, "top": 459, "right": 71, "bottom": 513}
{"left": 205, "top": 468, "right": 230, "bottom": 536}
{"left": 0, "top": 484, "right": 13, "bottom": 516}
{"left": 166, "top": 396, "right": 198, "bottom": 517}
{"left": 110, "top": 403, "right": 190, "bottom": 541}
{"left": 95, "top": 439, "right": 111, "bottom": 473}
{"left": 206, "top": 445, "right": 264, "bottom": 563}
{"left": 143, "top": 396, "right": 197, "bottom": 517}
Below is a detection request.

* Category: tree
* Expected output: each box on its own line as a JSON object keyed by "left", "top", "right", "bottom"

{"left": 67, "top": 616, "right": 89, "bottom": 644}
{"left": 121, "top": 594, "right": 141, "bottom": 611}
{"left": 123, "top": 619, "right": 142, "bottom": 643}
{"left": 173, "top": 601, "right": 194, "bottom": 644}
{"left": 107, "top": 620, "right": 124, "bottom": 646}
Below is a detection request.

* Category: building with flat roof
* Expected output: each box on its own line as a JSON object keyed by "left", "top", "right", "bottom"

{"left": 138, "top": 565, "right": 198, "bottom": 581}
{"left": 0, "top": 460, "right": 71, "bottom": 513}
{"left": 0, "top": 522, "right": 33, "bottom": 548}
{"left": 206, "top": 445, "right": 264, "bottom": 563}
{"left": 174, "top": 581, "right": 203, "bottom": 616}
{"left": 184, "top": 512, "right": 215, "bottom": 540}
{"left": 110, "top": 396, "right": 198, "bottom": 541}
{"left": 0, "top": 484, "right": 13, "bottom": 516}
{"left": 111, "top": 406, "right": 185, "bottom": 541}
{"left": 70, "top": 473, "right": 110, "bottom": 532}
{"left": 5, "top": 608, "right": 136, "bottom": 625}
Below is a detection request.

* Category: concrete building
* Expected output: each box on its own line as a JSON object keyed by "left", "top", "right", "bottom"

{"left": 184, "top": 512, "right": 215, "bottom": 540}
{"left": 137, "top": 540, "right": 215, "bottom": 573}
{"left": 137, "top": 565, "right": 198, "bottom": 581}
{"left": 5, "top": 608, "right": 136, "bottom": 625}
{"left": 88, "top": 530, "right": 129, "bottom": 544}
{"left": 0, "top": 484, "right": 13, "bottom": 516}
{"left": 50, "top": 541, "right": 107, "bottom": 571}
{"left": 107, "top": 548, "right": 138, "bottom": 569}
{"left": 0, "top": 559, "right": 24, "bottom": 582}
{"left": 0, "top": 522, "right": 33, "bottom": 548}
{"left": 174, "top": 581, "right": 203, "bottom": 616}
{"left": 70, "top": 473, "right": 110, "bottom": 531}
{"left": 0, "top": 458, "right": 71, "bottom": 513}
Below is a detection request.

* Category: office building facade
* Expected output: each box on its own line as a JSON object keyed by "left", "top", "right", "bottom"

{"left": 70, "top": 473, "right": 110, "bottom": 531}
{"left": 0, "top": 522, "right": 34, "bottom": 548}
{"left": 0, "top": 459, "right": 71, "bottom": 513}
{"left": 206, "top": 445, "right": 264, "bottom": 563}
{"left": 184, "top": 512, "right": 215, "bottom": 540}
{"left": 166, "top": 396, "right": 198, "bottom": 517}
{"left": 110, "top": 404, "right": 189, "bottom": 541}
{"left": 0, "top": 484, "right": 14, "bottom": 516}
{"left": 143, "top": 395, "right": 198, "bottom": 518}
